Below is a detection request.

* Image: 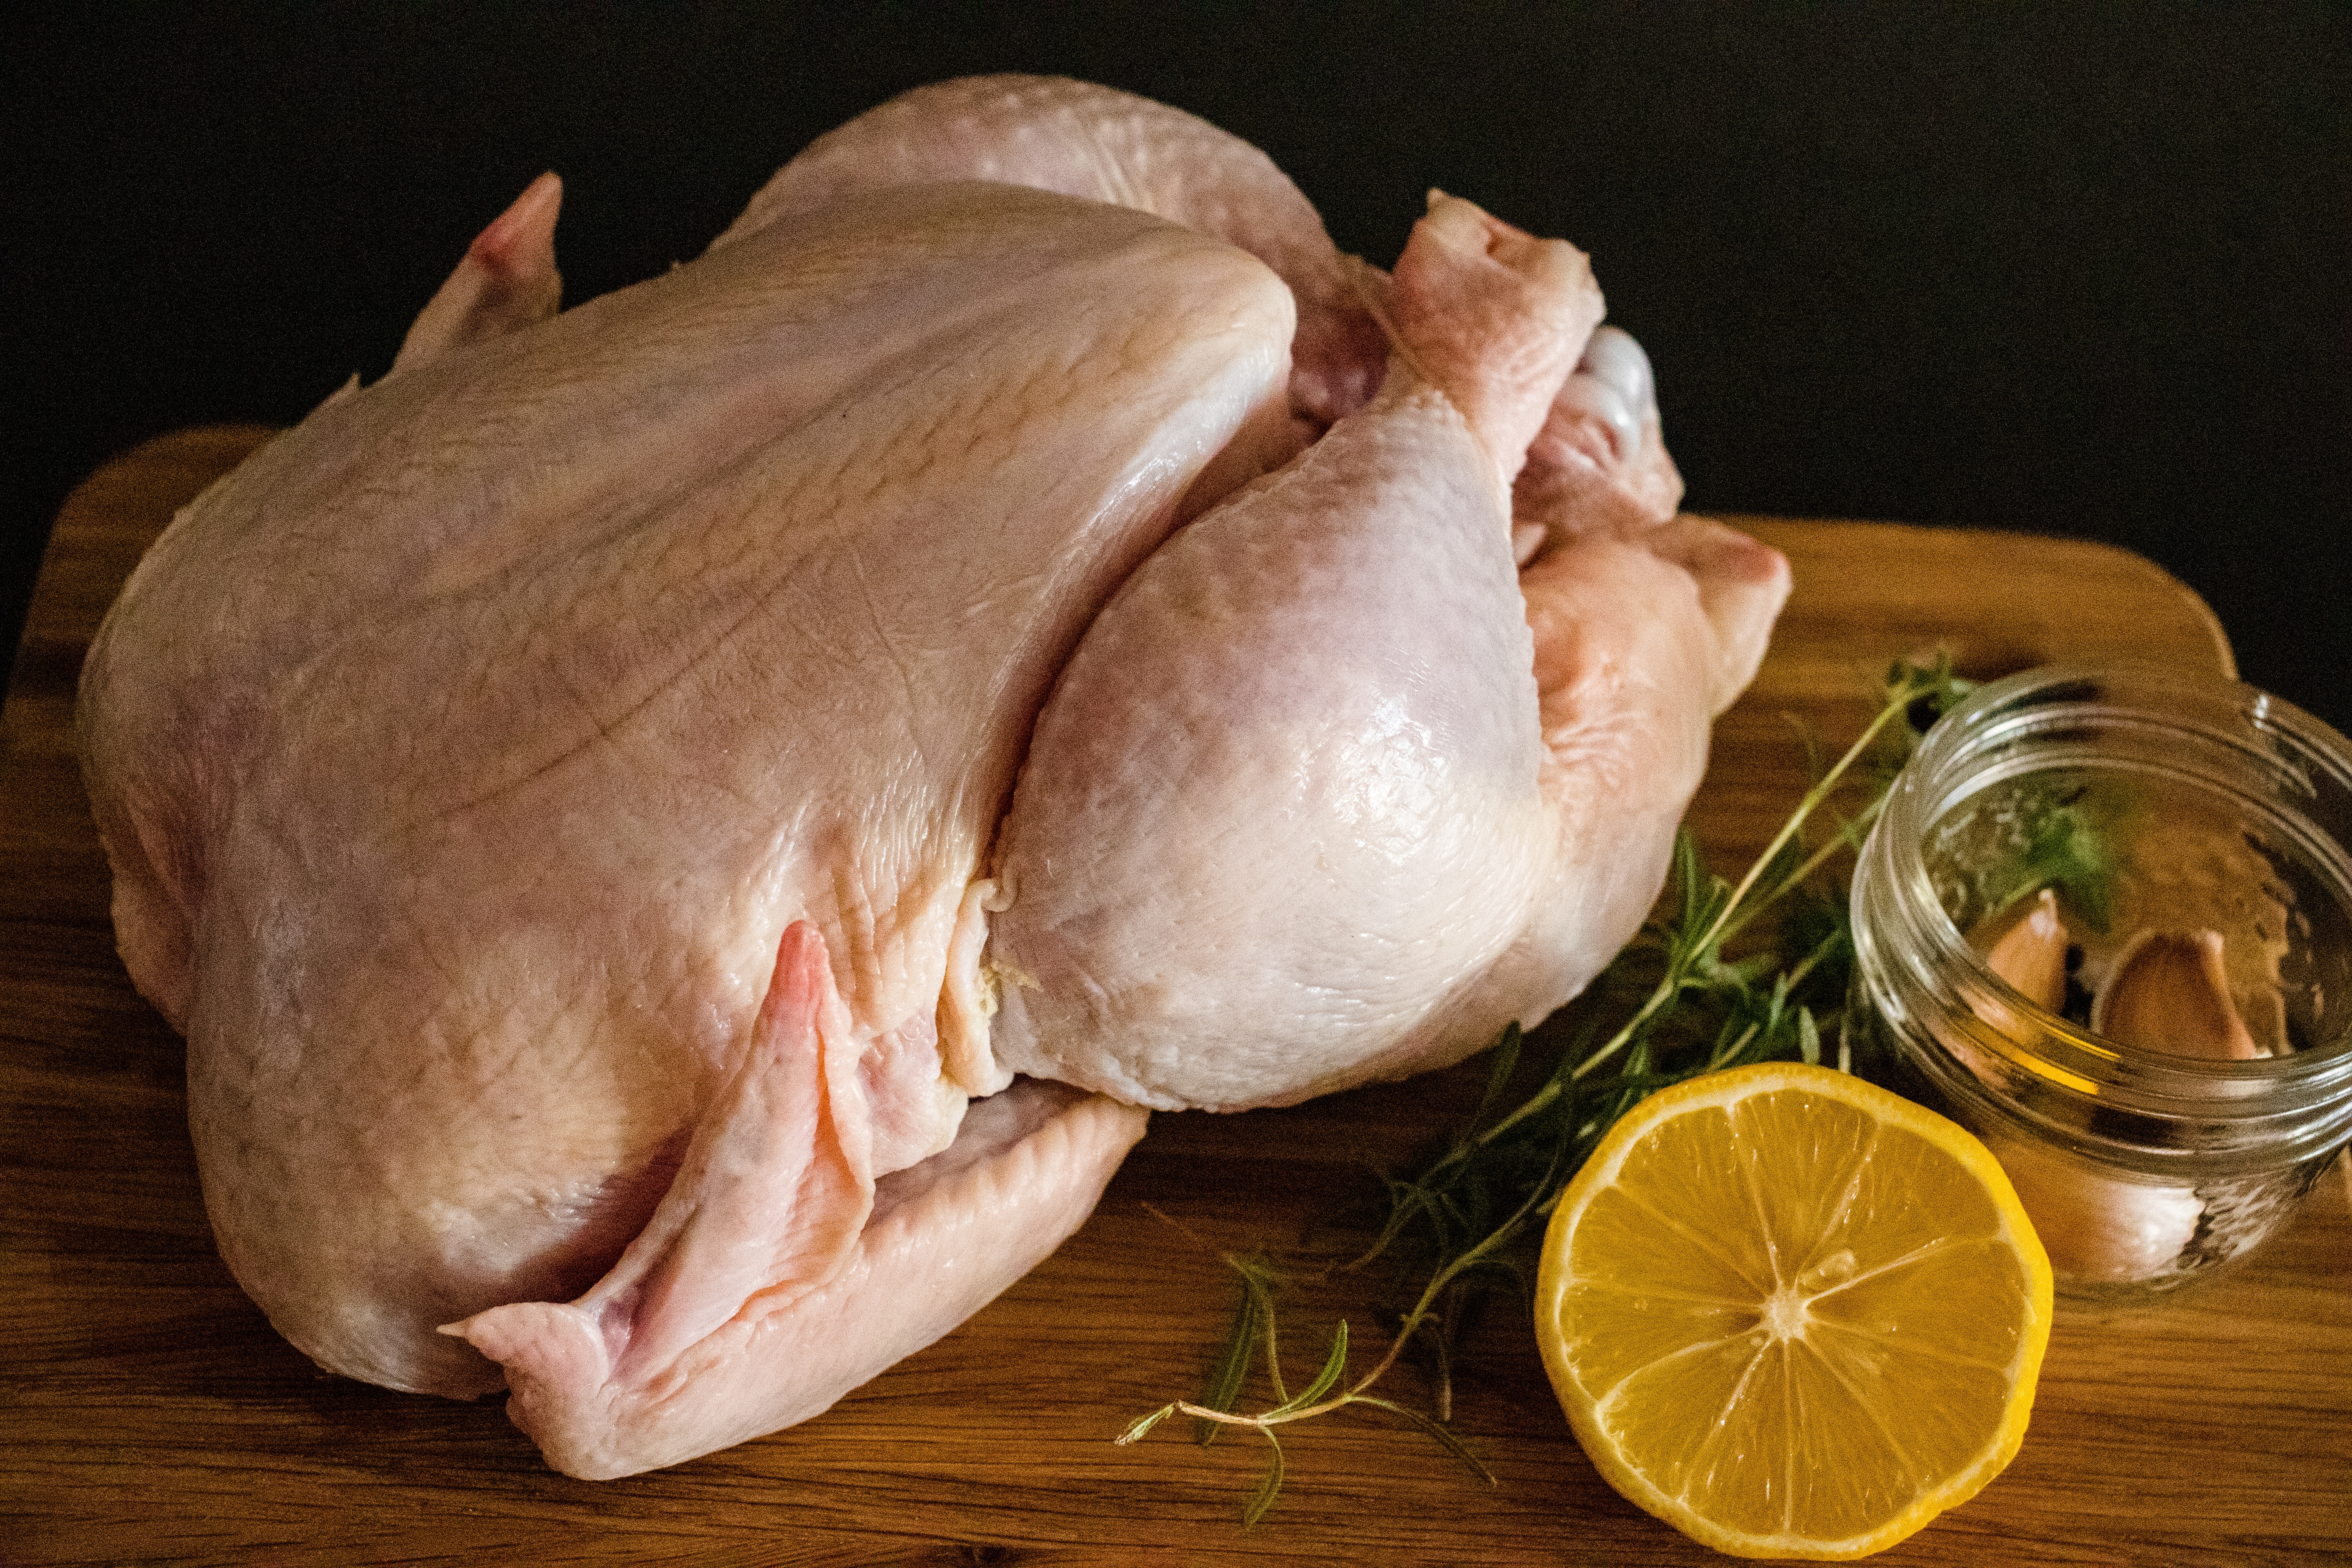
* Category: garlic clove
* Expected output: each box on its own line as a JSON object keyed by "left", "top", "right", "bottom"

{"left": 1983, "top": 1131, "right": 2201, "bottom": 1285}
{"left": 1972, "top": 886, "right": 2069, "bottom": 1013}
{"left": 2090, "top": 928, "right": 2263, "bottom": 1059}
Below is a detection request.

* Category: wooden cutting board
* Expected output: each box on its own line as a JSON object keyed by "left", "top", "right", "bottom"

{"left": 4, "top": 427, "right": 2344, "bottom": 1565}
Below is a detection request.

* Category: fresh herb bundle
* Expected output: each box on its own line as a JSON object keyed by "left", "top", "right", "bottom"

{"left": 1118, "top": 655, "right": 1975, "bottom": 1524}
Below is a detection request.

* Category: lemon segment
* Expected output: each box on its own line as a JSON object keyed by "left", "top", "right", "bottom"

{"left": 1536, "top": 1063, "right": 2053, "bottom": 1560}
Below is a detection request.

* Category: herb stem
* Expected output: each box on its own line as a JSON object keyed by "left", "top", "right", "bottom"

{"left": 1573, "top": 672, "right": 1929, "bottom": 1086}
{"left": 1717, "top": 792, "right": 1889, "bottom": 950}
{"left": 1706, "top": 685, "right": 1922, "bottom": 948}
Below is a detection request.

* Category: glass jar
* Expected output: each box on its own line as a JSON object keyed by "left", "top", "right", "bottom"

{"left": 1849, "top": 663, "right": 2352, "bottom": 1303}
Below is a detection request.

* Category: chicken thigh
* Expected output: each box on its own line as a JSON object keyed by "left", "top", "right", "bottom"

{"left": 76, "top": 76, "right": 1787, "bottom": 1478}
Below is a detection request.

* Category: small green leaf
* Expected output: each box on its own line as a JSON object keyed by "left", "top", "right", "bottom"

{"left": 1117, "top": 1403, "right": 1178, "bottom": 1445}
{"left": 1268, "top": 1320, "right": 1348, "bottom": 1417}
{"left": 1356, "top": 1397, "right": 1496, "bottom": 1485}
{"left": 1195, "top": 1254, "right": 1279, "bottom": 1444}
{"left": 1250, "top": 1262, "right": 1289, "bottom": 1406}
{"left": 1466, "top": 1022, "right": 1524, "bottom": 1142}
{"left": 1241, "top": 1429, "right": 1287, "bottom": 1528}
{"left": 1979, "top": 786, "right": 2125, "bottom": 935}
{"left": 1674, "top": 828, "right": 1704, "bottom": 929}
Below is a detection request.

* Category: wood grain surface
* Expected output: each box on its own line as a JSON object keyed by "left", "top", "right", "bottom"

{"left": 3, "top": 428, "right": 2343, "bottom": 1566}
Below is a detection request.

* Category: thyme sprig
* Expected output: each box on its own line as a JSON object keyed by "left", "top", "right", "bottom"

{"left": 1118, "top": 655, "right": 1973, "bottom": 1524}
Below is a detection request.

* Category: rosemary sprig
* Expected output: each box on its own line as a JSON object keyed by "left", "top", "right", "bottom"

{"left": 1973, "top": 784, "right": 2125, "bottom": 935}
{"left": 1119, "top": 655, "right": 1973, "bottom": 1524}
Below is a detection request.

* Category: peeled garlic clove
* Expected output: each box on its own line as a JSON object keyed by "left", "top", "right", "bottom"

{"left": 2091, "top": 928, "right": 2263, "bottom": 1059}
{"left": 1972, "top": 886, "right": 2069, "bottom": 1013}
{"left": 1983, "top": 1131, "right": 2201, "bottom": 1285}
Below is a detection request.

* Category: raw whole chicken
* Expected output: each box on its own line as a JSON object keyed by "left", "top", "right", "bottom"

{"left": 76, "top": 76, "right": 1788, "bottom": 1479}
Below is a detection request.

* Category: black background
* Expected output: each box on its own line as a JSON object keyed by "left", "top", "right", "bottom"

{"left": 9, "top": 4, "right": 2348, "bottom": 730}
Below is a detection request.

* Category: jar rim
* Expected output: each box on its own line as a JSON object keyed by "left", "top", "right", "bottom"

{"left": 1865, "top": 660, "right": 2352, "bottom": 1116}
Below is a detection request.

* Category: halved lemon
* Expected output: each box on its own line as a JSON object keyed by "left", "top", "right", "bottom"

{"left": 1535, "top": 1062, "right": 2052, "bottom": 1560}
